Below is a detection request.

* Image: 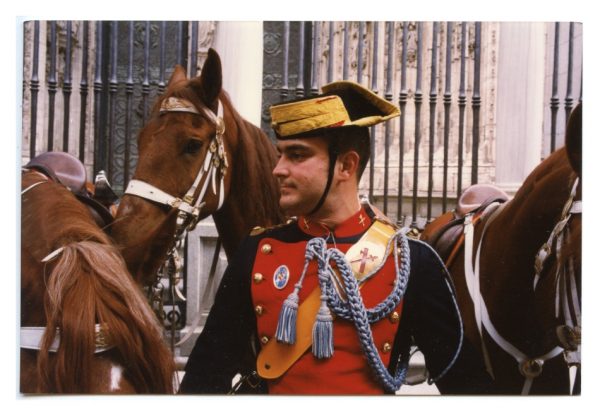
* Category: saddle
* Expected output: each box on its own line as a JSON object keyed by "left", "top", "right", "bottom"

{"left": 421, "top": 184, "right": 510, "bottom": 266}
{"left": 24, "top": 151, "right": 119, "bottom": 229}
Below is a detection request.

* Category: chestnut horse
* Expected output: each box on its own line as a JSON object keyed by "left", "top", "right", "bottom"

{"left": 422, "top": 104, "right": 582, "bottom": 394}
{"left": 21, "top": 168, "right": 175, "bottom": 393}
{"left": 111, "top": 48, "right": 284, "bottom": 286}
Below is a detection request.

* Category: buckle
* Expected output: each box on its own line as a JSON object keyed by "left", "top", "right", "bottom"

{"left": 519, "top": 359, "right": 544, "bottom": 378}
{"left": 228, "top": 371, "right": 262, "bottom": 394}
{"left": 556, "top": 325, "right": 581, "bottom": 351}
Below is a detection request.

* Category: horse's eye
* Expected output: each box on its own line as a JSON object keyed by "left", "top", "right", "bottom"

{"left": 183, "top": 139, "right": 203, "bottom": 155}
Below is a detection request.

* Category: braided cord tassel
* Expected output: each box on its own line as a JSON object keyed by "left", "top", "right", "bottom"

{"left": 311, "top": 239, "right": 335, "bottom": 358}
{"left": 309, "top": 233, "right": 411, "bottom": 392}
{"left": 275, "top": 257, "right": 312, "bottom": 344}
{"left": 301, "top": 234, "right": 412, "bottom": 390}
{"left": 331, "top": 246, "right": 409, "bottom": 392}
{"left": 312, "top": 294, "right": 334, "bottom": 358}
{"left": 274, "top": 284, "right": 300, "bottom": 344}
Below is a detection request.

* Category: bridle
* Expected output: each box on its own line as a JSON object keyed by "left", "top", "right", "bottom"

{"left": 124, "top": 96, "right": 229, "bottom": 240}
{"left": 463, "top": 176, "right": 581, "bottom": 394}
{"left": 533, "top": 177, "right": 581, "bottom": 368}
{"left": 122, "top": 96, "right": 229, "bottom": 343}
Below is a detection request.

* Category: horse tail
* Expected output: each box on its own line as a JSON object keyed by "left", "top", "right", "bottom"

{"left": 37, "top": 241, "right": 175, "bottom": 393}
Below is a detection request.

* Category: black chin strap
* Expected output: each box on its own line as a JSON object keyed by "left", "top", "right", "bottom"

{"left": 308, "top": 148, "right": 338, "bottom": 216}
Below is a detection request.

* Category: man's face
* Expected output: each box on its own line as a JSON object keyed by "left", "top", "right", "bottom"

{"left": 273, "top": 137, "right": 330, "bottom": 217}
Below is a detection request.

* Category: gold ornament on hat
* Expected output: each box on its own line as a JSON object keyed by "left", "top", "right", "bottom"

{"left": 270, "top": 81, "right": 400, "bottom": 138}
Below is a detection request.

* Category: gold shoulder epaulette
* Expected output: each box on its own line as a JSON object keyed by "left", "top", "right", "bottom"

{"left": 373, "top": 214, "right": 399, "bottom": 230}
{"left": 250, "top": 217, "right": 296, "bottom": 236}
{"left": 404, "top": 227, "right": 421, "bottom": 239}
{"left": 250, "top": 226, "right": 266, "bottom": 236}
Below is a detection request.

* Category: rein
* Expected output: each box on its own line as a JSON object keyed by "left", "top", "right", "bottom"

{"left": 463, "top": 177, "right": 581, "bottom": 394}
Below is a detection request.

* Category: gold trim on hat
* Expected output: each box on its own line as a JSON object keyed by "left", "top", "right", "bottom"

{"left": 269, "top": 81, "right": 400, "bottom": 138}
{"left": 270, "top": 95, "right": 351, "bottom": 137}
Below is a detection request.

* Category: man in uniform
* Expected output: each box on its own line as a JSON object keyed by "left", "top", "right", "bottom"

{"left": 179, "top": 81, "right": 493, "bottom": 394}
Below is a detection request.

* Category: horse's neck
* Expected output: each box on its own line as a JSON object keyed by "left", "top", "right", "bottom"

{"left": 212, "top": 199, "right": 249, "bottom": 259}
{"left": 212, "top": 176, "right": 282, "bottom": 259}
{"left": 213, "top": 113, "right": 284, "bottom": 259}
{"left": 480, "top": 161, "right": 575, "bottom": 309}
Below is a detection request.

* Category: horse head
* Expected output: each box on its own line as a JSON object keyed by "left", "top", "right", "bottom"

{"left": 112, "top": 48, "right": 283, "bottom": 286}
{"left": 111, "top": 48, "right": 231, "bottom": 285}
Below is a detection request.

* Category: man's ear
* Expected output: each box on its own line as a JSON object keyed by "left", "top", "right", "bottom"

{"left": 337, "top": 150, "right": 360, "bottom": 180}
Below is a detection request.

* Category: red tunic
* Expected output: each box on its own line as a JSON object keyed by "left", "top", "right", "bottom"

{"left": 251, "top": 208, "right": 403, "bottom": 394}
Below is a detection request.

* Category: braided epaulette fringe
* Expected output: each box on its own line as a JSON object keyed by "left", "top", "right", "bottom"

{"left": 250, "top": 218, "right": 296, "bottom": 236}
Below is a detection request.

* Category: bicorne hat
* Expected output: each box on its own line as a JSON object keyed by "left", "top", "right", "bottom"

{"left": 270, "top": 81, "right": 400, "bottom": 139}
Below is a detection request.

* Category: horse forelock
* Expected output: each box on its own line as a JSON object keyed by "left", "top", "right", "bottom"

{"left": 164, "top": 75, "right": 219, "bottom": 115}
{"left": 76, "top": 242, "right": 175, "bottom": 392}
{"left": 38, "top": 240, "right": 175, "bottom": 393}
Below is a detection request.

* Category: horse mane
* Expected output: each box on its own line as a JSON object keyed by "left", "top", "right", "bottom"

{"left": 506, "top": 148, "right": 575, "bottom": 233}
{"left": 218, "top": 91, "right": 285, "bottom": 227}
{"left": 530, "top": 149, "right": 582, "bottom": 278}
{"left": 29, "top": 181, "right": 175, "bottom": 393}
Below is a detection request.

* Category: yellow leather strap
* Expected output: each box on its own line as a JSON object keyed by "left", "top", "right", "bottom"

{"left": 257, "top": 286, "right": 322, "bottom": 379}
{"left": 256, "top": 220, "right": 396, "bottom": 379}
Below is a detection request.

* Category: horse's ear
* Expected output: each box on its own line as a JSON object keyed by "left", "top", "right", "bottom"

{"left": 167, "top": 65, "right": 188, "bottom": 90}
{"left": 191, "top": 48, "right": 222, "bottom": 106}
{"left": 565, "top": 103, "right": 582, "bottom": 178}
